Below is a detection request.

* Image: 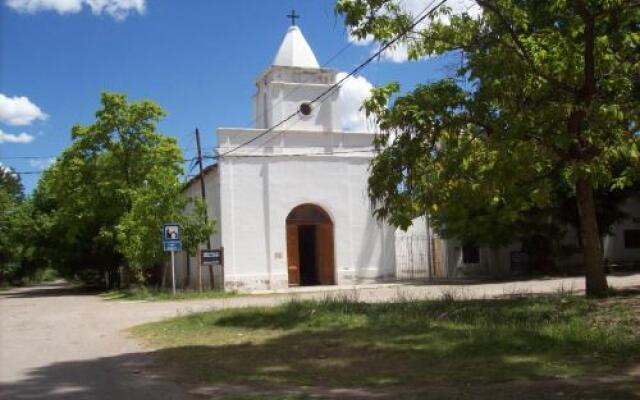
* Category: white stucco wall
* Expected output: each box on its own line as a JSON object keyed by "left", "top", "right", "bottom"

{"left": 217, "top": 128, "right": 396, "bottom": 290}
{"left": 254, "top": 66, "right": 339, "bottom": 132}
{"left": 173, "top": 167, "right": 222, "bottom": 289}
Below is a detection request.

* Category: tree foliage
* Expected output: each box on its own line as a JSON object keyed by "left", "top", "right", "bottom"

{"left": 117, "top": 169, "right": 215, "bottom": 284}
{"left": 337, "top": 0, "right": 640, "bottom": 296}
{"left": 0, "top": 168, "right": 26, "bottom": 282}
{"left": 29, "top": 92, "right": 214, "bottom": 287}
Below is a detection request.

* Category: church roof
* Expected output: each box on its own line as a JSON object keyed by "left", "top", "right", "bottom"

{"left": 182, "top": 163, "right": 217, "bottom": 192}
{"left": 272, "top": 25, "right": 320, "bottom": 68}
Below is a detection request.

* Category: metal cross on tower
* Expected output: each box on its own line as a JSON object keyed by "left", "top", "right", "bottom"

{"left": 287, "top": 10, "right": 300, "bottom": 26}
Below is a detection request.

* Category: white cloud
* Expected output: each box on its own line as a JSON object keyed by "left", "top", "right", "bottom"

{"left": 6, "top": 0, "right": 145, "bottom": 20}
{"left": 0, "top": 162, "right": 19, "bottom": 179}
{"left": 349, "top": 0, "right": 481, "bottom": 63}
{"left": 337, "top": 72, "right": 375, "bottom": 132}
{"left": 0, "top": 129, "right": 35, "bottom": 144}
{"left": 0, "top": 94, "right": 48, "bottom": 126}
{"left": 0, "top": 162, "right": 12, "bottom": 174}
{"left": 29, "top": 157, "right": 56, "bottom": 170}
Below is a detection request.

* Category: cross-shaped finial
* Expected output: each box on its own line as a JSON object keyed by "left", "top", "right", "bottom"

{"left": 287, "top": 10, "right": 300, "bottom": 26}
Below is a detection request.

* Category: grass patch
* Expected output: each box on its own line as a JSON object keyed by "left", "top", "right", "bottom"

{"left": 132, "top": 293, "right": 640, "bottom": 390}
{"left": 102, "top": 287, "right": 238, "bottom": 301}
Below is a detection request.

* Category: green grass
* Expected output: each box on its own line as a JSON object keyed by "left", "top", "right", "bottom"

{"left": 132, "top": 293, "right": 640, "bottom": 393}
{"left": 102, "top": 287, "right": 238, "bottom": 301}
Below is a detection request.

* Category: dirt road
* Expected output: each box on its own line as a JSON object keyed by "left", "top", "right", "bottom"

{"left": 1, "top": 274, "right": 639, "bottom": 399}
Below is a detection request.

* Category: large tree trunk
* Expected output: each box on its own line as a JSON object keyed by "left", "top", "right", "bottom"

{"left": 571, "top": 4, "right": 608, "bottom": 297}
{"left": 575, "top": 176, "right": 608, "bottom": 296}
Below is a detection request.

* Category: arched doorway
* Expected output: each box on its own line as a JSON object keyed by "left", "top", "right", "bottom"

{"left": 286, "top": 204, "right": 335, "bottom": 286}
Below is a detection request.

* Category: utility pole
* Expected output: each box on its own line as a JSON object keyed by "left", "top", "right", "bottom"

{"left": 195, "top": 128, "right": 215, "bottom": 290}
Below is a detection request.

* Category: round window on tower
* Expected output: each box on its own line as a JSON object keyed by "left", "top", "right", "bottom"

{"left": 299, "top": 102, "right": 312, "bottom": 116}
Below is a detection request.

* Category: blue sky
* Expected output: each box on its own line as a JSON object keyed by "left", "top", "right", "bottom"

{"left": 1, "top": 0, "right": 463, "bottom": 192}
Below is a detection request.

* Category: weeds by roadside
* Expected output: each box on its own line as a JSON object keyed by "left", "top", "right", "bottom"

{"left": 101, "top": 287, "right": 238, "bottom": 301}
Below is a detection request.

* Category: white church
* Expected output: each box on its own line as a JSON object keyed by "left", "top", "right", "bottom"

{"left": 175, "top": 23, "right": 640, "bottom": 291}
{"left": 177, "top": 23, "right": 396, "bottom": 291}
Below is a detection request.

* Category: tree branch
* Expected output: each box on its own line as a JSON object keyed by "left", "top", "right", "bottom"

{"left": 476, "top": 0, "right": 578, "bottom": 94}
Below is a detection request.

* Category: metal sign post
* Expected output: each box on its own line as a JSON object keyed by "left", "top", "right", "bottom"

{"left": 170, "top": 250, "right": 176, "bottom": 295}
{"left": 163, "top": 224, "right": 182, "bottom": 295}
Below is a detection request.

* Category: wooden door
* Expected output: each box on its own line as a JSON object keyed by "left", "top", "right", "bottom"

{"left": 316, "top": 223, "right": 335, "bottom": 285}
{"left": 286, "top": 224, "right": 300, "bottom": 286}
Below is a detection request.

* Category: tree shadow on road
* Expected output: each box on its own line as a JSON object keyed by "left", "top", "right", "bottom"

{"left": 0, "top": 283, "right": 101, "bottom": 299}
{"left": 0, "top": 351, "right": 192, "bottom": 400}
{"left": 0, "top": 342, "right": 638, "bottom": 400}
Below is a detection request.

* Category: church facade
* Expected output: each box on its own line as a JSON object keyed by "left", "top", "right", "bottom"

{"left": 175, "top": 24, "right": 640, "bottom": 291}
{"left": 177, "top": 25, "right": 396, "bottom": 291}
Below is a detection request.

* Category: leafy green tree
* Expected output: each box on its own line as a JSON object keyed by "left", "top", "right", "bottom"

{"left": 0, "top": 169, "right": 49, "bottom": 285}
{"left": 0, "top": 166, "right": 24, "bottom": 201}
{"left": 117, "top": 168, "right": 215, "bottom": 285}
{"left": 181, "top": 198, "right": 216, "bottom": 260}
{"left": 38, "top": 92, "right": 184, "bottom": 287}
{"left": 337, "top": 0, "right": 639, "bottom": 296}
{"left": 0, "top": 168, "right": 25, "bottom": 283}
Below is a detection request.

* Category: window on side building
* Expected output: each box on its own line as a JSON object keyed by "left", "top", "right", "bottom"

{"left": 624, "top": 230, "right": 640, "bottom": 249}
{"left": 462, "top": 244, "right": 480, "bottom": 264}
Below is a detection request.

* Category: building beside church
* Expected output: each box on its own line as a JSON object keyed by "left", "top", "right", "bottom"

{"left": 176, "top": 24, "right": 395, "bottom": 290}
{"left": 175, "top": 23, "right": 640, "bottom": 291}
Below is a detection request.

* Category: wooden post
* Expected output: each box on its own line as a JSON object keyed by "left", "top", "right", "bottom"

{"left": 220, "top": 246, "right": 224, "bottom": 291}
{"left": 195, "top": 128, "right": 215, "bottom": 290}
{"left": 197, "top": 244, "right": 202, "bottom": 292}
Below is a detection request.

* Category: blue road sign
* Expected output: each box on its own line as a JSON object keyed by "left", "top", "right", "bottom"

{"left": 163, "top": 223, "right": 181, "bottom": 252}
{"left": 164, "top": 241, "right": 182, "bottom": 252}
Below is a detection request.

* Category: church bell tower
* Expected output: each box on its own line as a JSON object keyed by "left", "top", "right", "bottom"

{"left": 253, "top": 15, "right": 340, "bottom": 132}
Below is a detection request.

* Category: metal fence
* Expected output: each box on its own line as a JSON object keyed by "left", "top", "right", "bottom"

{"left": 396, "top": 234, "right": 432, "bottom": 280}
{"left": 395, "top": 234, "right": 447, "bottom": 280}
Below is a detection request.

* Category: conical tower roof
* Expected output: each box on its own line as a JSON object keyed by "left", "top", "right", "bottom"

{"left": 272, "top": 25, "right": 320, "bottom": 68}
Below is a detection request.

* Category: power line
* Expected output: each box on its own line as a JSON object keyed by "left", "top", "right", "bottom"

{"left": 307, "top": 0, "right": 444, "bottom": 107}
{"left": 246, "top": 39, "right": 356, "bottom": 131}
{"left": 11, "top": 171, "right": 44, "bottom": 175}
{"left": 238, "top": 33, "right": 366, "bottom": 150}
{"left": 214, "top": 149, "right": 375, "bottom": 158}
{"left": 217, "top": 0, "right": 447, "bottom": 159}
{"left": 0, "top": 156, "right": 58, "bottom": 160}
{"left": 10, "top": 3, "right": 445, "bottom": 176}
{"left": 2, "top": 153, "right": 199, "bottom": 161}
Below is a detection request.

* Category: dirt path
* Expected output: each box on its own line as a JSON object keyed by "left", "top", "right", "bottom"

{"left": 1, "top": 274, "right": 639, "bottom": 399}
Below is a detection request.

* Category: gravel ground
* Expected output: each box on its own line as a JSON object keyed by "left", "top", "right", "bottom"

{"left": 1, "top": 273, "right": 639, "bottom": 399}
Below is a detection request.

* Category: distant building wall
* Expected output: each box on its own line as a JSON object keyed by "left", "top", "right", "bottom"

{"left": 603, "top": 198, "right": 640, "bottom": 267}
{"left": 396, "top": 198, "right": 640, "bottom": 280}
{"left": 170, "top": 166, "right": 222, "bottom": 290}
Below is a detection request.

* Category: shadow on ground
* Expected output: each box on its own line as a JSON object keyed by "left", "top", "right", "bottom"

{"left": 0, "top": 283, "right": 101, "bottom": 299}
{"left": 0, "top": 344, "right": 638, "bottom": 400}
{"left": 129, "top": 296, "right": 640, "bottom": 399}
{"left": 0, "top": 351, "right": 192, "bottom": 400}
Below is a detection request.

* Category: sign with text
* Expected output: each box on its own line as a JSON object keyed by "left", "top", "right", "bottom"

{"left": 201, "top": 248, "right": 223, "bottom": 266}
{"left": 164, "top": 241, "right": 182, "bottom": 252}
